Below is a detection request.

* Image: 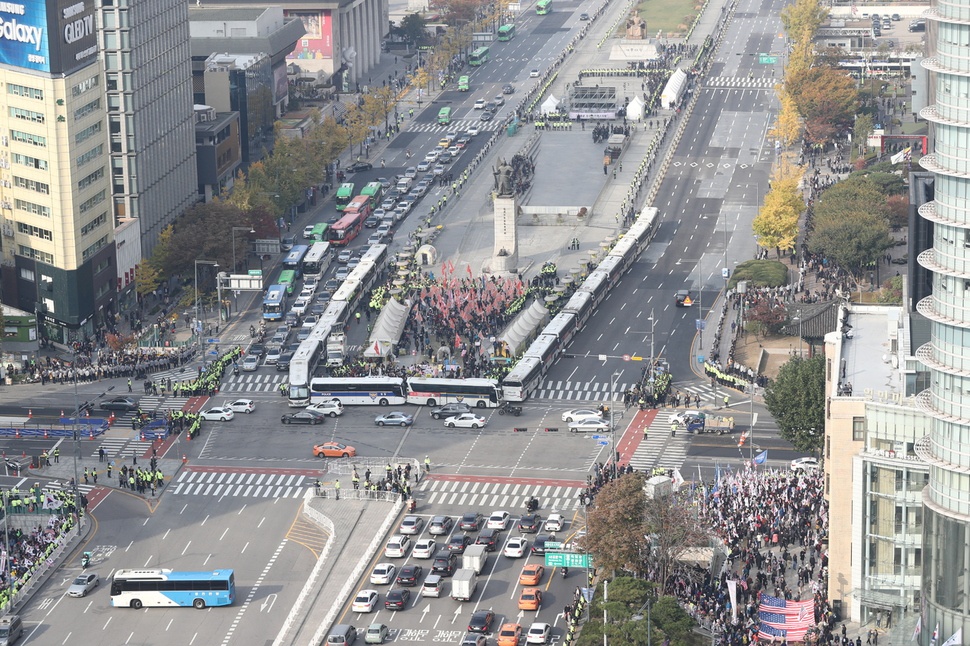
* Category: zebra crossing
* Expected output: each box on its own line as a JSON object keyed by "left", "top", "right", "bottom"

{"left": 706, "top": 76, "right": 776, "bottom": 89}
{"left": 43, "top": 478, "right": 96, "bottom": 497}
{"left": 625, "top": 413, "right": 690, "bottom": 472}
{"left": 220, "top": 373, "right": 282, "bottom": 393}
{"left": 419, "top": 479, "right": 582, "bottom": 511}
{"left": 406, "top": 119, "right": 505, "bottom": 134}
{"left": 534, "top": 378, "right": 722, "bottom": 404}
{"left": 169, "top": 470, "right": 313, "bottom": 498}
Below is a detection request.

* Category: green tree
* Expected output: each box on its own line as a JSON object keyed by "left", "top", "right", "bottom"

{"left": 808, "top": 212, "right": 894, "bottom": 274}
{"left": 399, "top": 13, "right": 430, "bottom": 46}
{"left": 853, "top": 113, "right": 873, "bottom": 156}
{"left": 764, "top": 355, "right": 826, "bottom": 453}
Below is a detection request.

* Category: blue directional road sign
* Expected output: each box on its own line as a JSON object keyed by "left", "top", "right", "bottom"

{"left": 591, "top": 435, "right": 608, "bottom": 440}
{"left": 206, "top": 338, "right": 221, "bottom": 344}
{"left": 596, "top": 440, "right": 609, "bottom": 446}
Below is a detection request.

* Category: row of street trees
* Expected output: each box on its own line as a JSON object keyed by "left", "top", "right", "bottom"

{"left": 137, "top": 86, "right": 398, "bottom": 302}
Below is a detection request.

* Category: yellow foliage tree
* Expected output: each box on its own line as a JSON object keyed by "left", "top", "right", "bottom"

{"left": 753, "top": 156, "right": 804, "bottom": 255}
{"left": 770, "top": 89, "right": 802, "bottom": 147}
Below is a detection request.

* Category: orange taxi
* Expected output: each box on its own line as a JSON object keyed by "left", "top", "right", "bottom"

{"left": 518, "top": 563, "right": 544, "bottom": 586}
{"left": 497, "top": 623, "right": 522, "bottom": 646}
{"left": 312, "top": 441, "right": 357, "bottom": 458}
{"left": 518, "top": 587, "right": 542, "bottom": 611}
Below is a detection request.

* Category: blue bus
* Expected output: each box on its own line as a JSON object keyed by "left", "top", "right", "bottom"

{"left": 110, "top": 568, "right": 236, "bottom": 609}
{"left": 283, "top": 244, "right": 309, "bottom": 275}
{"left": 262, "top": 284, "right": 287, "bottom": 321}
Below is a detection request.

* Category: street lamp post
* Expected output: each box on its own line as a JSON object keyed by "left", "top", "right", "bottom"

{"left": 71, "top": 379, "right": 113, "bottom": 522}
{"left": 632, "top": 596, "right": 653, "bottom": 646}
{"left": 194, "top": 259, "right": 219, "bottom": 365}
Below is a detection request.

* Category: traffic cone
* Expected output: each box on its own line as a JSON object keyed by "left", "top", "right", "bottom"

{"left": 88, "top": 430, "right": 94, "bottom": 440}
{"left": 60, "top": 410, "right": 64, "bottom": 417}
{"left": 43, "top": 429, "right": 48, "bottom": 439}
{"left": 15, "top": 430, "right": 20, "bottom": 439}
{"left": 27, "top": 409, "right": 32, "bottom": 418}
{"left": 737, "top": 432, "right": 748, "bottom": 448}
{"left": 182, "top": 454, "right": 187, "bottom": 464}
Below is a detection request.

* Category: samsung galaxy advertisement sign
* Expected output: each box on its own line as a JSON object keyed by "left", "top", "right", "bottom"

{"left": 0, "top": 0, "right": 97, "bottom": 74}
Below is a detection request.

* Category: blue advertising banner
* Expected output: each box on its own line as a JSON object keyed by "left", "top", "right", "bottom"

{"left": 0, "top": 0, "right": 52, "bottom": 72}
{"left": 0, "top": 0, "right": 98, "bottom": 74}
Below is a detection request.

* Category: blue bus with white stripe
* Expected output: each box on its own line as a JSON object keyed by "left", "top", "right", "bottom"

{"left": 110, "top": 569, "right": 235, "bottom": 609}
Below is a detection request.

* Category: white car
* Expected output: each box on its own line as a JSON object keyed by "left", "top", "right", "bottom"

{"left": 791, "top": 457, "right": 820, "bottom": 472}
{"left": 569, "top": 418, "right": 611, "bottom": 433}
{"left": 399, "top": 515, "right": 424, "bottom": 535}
{"left": 527, "top": 623, "right": 552, "bottom": 645}
{"left": 417, "top": 160, "right": 432, "bottom": 172}
{"left": 302, "top": 224, "right": 316, "bottom": 239}
{"left": 474, "top": 98, "right": 488, "bottom": 109}
{"left": 667, "top": 410, "right": 702, "bottom": 426}
{"left": 352, "top": 589, "right": 379, "bottom": 613}
{"left": 299, "top": 286, "right": 315, "bottom": 300}
{"left": 444, "top": 413, "right": 487, "bottom": 429}
{"left": 200, "top": 407, "right": 234, "bottom": 422}
{"left": 412, "top": 538, "right": 437, "bottom": 559}
{"left": 227, "top": 399, "right": 255, "bottom": 414}
{"left": 544, "top": 513, "right": 565, "bottom": 532}
{"left": 561, "top": 409, "right": 604, "bottom": 423}
{"left": 291, "top": 298, "right": 309, "bottom": 315}
{"left": 504, "top": 536, "right": 528, "bottom": 558}
{"left": 465, "top": 126, "right": 480, "bottom": 137}
{"left": 370, "top": 563, "right": 397, "bottom": 585}
{"left": 530, "top": 68, "right": 540, "bottom": 77}
{"left": 242, "top": 355, "right": 260, "bottom": 372}
{"left": 487, "top": 511, "right": 511, "bottom": 530}
{"left": 376, "top": 224, "right": 392, "bottom": 237}
{"left": 264, "top": 347, "right": 282, "bottom": 365}
{"left": 302, "top": 315, "right": 318, "bottom": 329}
{"left": 384, "top": 535, "right": 411, "bottom": 558}
{"left": 307, "top": 399, "right": 344, "bottom": 417}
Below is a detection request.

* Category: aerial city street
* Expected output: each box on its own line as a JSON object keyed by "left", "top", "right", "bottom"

{"left": 0, "top": 0, "right": 938, "bottom": 641}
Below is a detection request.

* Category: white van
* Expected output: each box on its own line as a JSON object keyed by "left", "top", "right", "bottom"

{"left": 421, "top": 574, "right": 443, "bottom": 598}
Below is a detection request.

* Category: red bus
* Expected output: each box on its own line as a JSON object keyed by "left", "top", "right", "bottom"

{"left": 330, "top": 195, "right": 371, "bottom": 245}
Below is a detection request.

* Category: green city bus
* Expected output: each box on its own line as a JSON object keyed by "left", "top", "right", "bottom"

{"left": 469, "top": 47, "right": 490, "bottom": 66}
{"left": 497, "top": 24, "right": 515, "bottom": 41}
{"left": 359, "top": 181, "right": 384, "bottom": 209}
{"left": 309, "top": 223, "right": 329, "bottom": 241}
{"left": 536, "top": 0, "right": 551, "bottom": 14}
{"left": 458, "top": 75, "right": 470, "bottom": 91}
{"left": 335, "top": 182, "right": 355, "bottom": 211}
{"left": 278, "top": 269, "right": 298, "bottom": 295}
{"left": 438, "top": 107, "right": 452, "bottom": 124}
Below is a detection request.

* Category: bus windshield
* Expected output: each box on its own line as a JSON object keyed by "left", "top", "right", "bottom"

{"left": 536, "top": 0, "right": 551, "bottom": 14}
{"left": 458, "top": 76, "right": 470, "bottom": 91}
{"left": 438, "top": 107, "right": 452, "bottom": 124}
{"left": 110, "top": 569, "right": 235, "bottom": 609}
{"left": 497, "top": 24, "right": 515, "bottom": 40}
{"left": 469, "top": 47, "right": 489, "bottom": 66}
{"left": 335, "top": 183, "right": 355, "bottom": 210}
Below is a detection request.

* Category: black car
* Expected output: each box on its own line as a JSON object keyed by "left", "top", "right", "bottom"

{"left": 99, "top": 396, "right": 139, "bottom": 412}
{"left": 276, "top": 352, "right": 294, "bottom": 371}
{"left": 448, "top": 534, "right": 472, "bottom": 553}
{"left": 396, "top": 564, "right": 423, "bottom": 586}
{"left": 517, "top": 514, "right": 543, "bottom": 533}
{"left": 384, "top": 588, "right": 410, "bottom": 610}
{"left": 281, "top": 412, "right": 324, "bottom": 425}
{"left": 468, "top": 610, "right": 495, "bottom": 633}
{"left": 502, "top": 84, "right": 514, "bottom": 95}
{"left": 364, "top": 216, "right": 380, "bottom": 228}
{"left": 249, "top": 343, "right": 266, "bottom": 358}
{"left": 674, "top": 289, "right": 692, "bottom": 306}
{"left": 458, "top": 512, "right": 484, "bottom": 531}
{"left": 475, "top": 528, "right": 500, "bottom": 552}
{"left": 479, "top": 110, "right": 494, "bottom": 122}
{"left": 532, "top": 534, "right": 553, "bottom": 555}
{"left": 431, "top": 402, "right": 472, "bottom": 419}
{"left": 324, "top": 279, "right": 341, "bottom": 291}
{"left": 347, "top": 161, "right": 373, "bottom": 173}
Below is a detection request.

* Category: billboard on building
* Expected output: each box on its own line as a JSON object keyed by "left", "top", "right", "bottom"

{"left": 286, "top": 10, "right": 333, "bottom": 60}
{"left": 0, "top": 0, "right": 97, "bottom": 74}
{"left": 273, "top": 64, "right": 287, "bottom": 103}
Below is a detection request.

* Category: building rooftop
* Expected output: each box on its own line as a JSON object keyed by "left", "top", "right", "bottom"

{"left": 829, "top": 304, "right": 907, "bottom": 401}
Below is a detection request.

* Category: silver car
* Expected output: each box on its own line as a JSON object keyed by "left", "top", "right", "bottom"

{"left": 67, "top": 572, "right": 99, "bottom": 597}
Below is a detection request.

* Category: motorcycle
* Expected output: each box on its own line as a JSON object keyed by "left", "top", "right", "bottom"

{"left": 561, "top": 567, "right": 568, "bottom": 579}
{"left": 81, "top": 551, "right": 92, "bottom": 569}
{"left": 525, "top": 497, "right": 539, "bottom": 513}
{"left": 233, "top": 366, "right": 240, "bottom": 376}
{"left": 498, "top": 403, "right": 522, "bottom": 417}
{"left": 407, "top": 499, "right": 417, "bottom": 512}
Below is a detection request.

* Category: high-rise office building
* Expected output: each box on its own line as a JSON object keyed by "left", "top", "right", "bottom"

{"left": 98, "top": 0, "right": 197, "bottom": 269}
{"left": 0, "top": 0, "right": 117, "bottom": 341}
{"left": 916, "top": 0, "right": 970, "bottom": 639}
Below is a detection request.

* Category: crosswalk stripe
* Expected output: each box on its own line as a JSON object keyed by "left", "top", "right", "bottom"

{"left": 420, "top": 480, "right": 582, "bottom": 511}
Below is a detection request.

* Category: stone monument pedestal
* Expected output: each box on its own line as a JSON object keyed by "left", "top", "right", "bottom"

{"left": 491, "top": 194, "right": 519, "bottom": 274}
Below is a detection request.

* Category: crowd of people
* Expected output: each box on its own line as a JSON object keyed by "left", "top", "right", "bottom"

{"left": 0, "top": 511, "right": 78, "bottom": 610}
{"left": 9, "top": 345, "right": 195, "bottom": 386}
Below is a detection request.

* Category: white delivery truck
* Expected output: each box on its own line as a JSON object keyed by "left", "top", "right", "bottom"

{"left": 451, "top": 569, "right": 478, "bottom": 601}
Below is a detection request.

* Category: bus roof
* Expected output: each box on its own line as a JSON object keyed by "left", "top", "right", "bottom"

{"left": 336, "top": 182, "right": 355, "bottom": 195}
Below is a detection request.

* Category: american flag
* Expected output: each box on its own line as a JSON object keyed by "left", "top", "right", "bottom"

{"left": 757, "top": 593, "right": 815, "bottom": 642}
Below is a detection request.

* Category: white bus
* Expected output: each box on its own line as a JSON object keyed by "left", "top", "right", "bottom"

{"left": 308, "top": 376, "right": 407, "bottom": 405}
{"left": 406, "top": 377, "right": 503, "bottom": 408}
{"left": 287, "top": 337, "right": 326, "bottom": 406}
{"left": 301, "top": 242, "right": 332, "bottom": 278}
{"left": 501, "top": 356, "right": 544, "bottom": 402}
